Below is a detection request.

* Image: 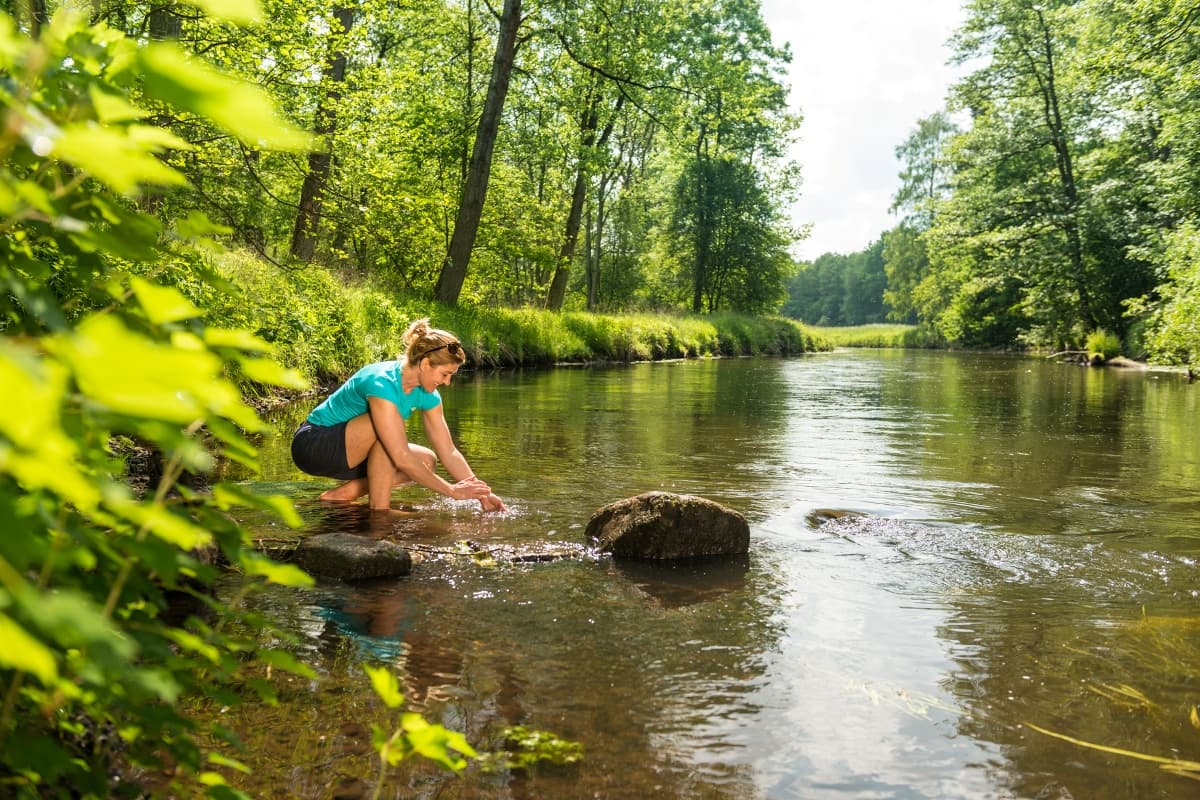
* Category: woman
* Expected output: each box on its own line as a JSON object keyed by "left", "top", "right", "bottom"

{"left": 291, "top": 318, "right": 506, "bottom": 512}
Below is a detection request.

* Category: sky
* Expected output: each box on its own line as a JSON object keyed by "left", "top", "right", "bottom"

{"left": 758, "top": 0, "right": 968, "bottom": 260}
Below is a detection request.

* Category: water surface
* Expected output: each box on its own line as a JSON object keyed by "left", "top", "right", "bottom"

{"left": 221, "top": 350, "right": 1200, "bottom": 799}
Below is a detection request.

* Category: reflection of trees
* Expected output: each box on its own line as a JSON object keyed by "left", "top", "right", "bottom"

{"left": 445, "top": 360, "right": 795, "bottom": 523}
{"left": 876, "top": 352, "right": 1199, "bottom": 537}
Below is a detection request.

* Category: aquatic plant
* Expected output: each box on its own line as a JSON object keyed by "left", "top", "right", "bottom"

{"left": 363, "top": 664, "right": 477, "bottom": 798}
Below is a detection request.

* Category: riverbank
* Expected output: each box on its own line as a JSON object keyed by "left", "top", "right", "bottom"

{"left": 195, "top": 250, "right": 831, "bottom": 394}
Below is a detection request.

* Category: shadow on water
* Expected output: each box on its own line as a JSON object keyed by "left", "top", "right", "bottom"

{"left": 205, "top": 352, "right": 1200, "bottom": 799}
{"left": 612, "top": 556, "right": 751, "bottom": 609}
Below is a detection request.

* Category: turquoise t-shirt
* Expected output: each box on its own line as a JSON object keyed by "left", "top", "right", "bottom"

{"left": 307, "top": 361, "right": 441, "bottom": 427}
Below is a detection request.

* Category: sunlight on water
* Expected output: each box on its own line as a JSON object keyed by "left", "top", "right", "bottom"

{"left": 218, "top": 351, "right": 1200, "bottom": 799}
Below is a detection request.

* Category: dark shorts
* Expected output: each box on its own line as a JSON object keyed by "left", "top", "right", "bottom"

{"left": 291, "top": 421, "right": 367, "bottom": 481}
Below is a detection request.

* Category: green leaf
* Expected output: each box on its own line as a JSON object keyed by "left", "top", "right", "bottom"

{"left": 204, "top": 327, "right": 274, "bottom": 354}
{"left": 138, "top": 43, "right": 312, "bottom": 151}
{"left": 207, "top": 752, "right": 252, "bottom": 774}
{"left": 401, "top": 713, "right": 477, "bottom": 769}
{"left": 55, "top": 122, "right": 189, "bottom": 195}
{"left": 89, "top": 85, "right": 147, "bottom": 123}
{"left": 213, "top": 483, "right": 302, "bottom": 528}
{"left": 131, "top": 666, "right": 183, "bottom": 703}
{"left": 19, "top": 589, "right": 136, "bottom": 667}
{"left": 131, "top": 276, "right": 203, "bottom": 324}
{"left": 165, "top": 629, "right": 222, "bottom": 664}
{"left": 0, "top": 342, "right": 101, "bottom": 510}
{"left": 236, "top": 355, "right": 309, "bottom": 389}
{"left": 183, "top": 0, "right": 264, "bottom": 26}
{"left": 175, "top": 211, "right": 234, "bottom": 239}
{"left": 128, "top": 124, "right": 194, "bottom": 153}
{"left": 0, "top": 614, "right": 59, "bottom": 685}
{"left": 206, "top": 784, "right": 253, "bottom": 800}
{"left": 364, "top": 664, "right": 405, "bottom": 709}
{"left": 58, "top": 314, "right": 263, "bottom": 433}
{"left": 257, "top": 648, "right": 317, "bottom": 679}
{"left": 240, "top": 553, "right": 313, "bottom": 588}
{"left": 106, "top": 496, "right": 213, "bottom": 550}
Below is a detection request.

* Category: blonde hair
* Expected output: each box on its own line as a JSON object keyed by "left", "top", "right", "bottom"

{"left": 402, "top": 318, "right": 465, "bottom": 367}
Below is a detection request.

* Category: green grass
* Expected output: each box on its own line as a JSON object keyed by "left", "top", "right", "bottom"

{"left": 196, "top": 249, "right": 833, "bottom": 387}
{"left": 806, "top": 323, "right": 939, "bottom": 348}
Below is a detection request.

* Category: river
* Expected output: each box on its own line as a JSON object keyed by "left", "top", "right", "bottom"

{"left": 216, "top": 349, "right": 1200, "bottom": 799}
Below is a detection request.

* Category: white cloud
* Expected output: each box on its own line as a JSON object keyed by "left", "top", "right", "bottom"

{"left": 760, "top": 0, "right": 967, "bottom": 259}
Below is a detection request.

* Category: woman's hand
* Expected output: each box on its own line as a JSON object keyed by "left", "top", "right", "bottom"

{"left": 479, "top": 492, "right": 507, "bottom": 512}
{"left": 450, "top": 476, "right": 491, "bottom": 501}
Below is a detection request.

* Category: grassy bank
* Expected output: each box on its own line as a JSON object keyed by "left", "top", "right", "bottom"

{"left": 191, "top": 250, "right": 832, "bottom": 387}
{"left": 806, "top": 323, "right": 940, "bottom": 348}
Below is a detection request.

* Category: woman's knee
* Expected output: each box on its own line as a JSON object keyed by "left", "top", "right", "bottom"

{"left": 411, "top": 443, "right": 437, "bottom": 469}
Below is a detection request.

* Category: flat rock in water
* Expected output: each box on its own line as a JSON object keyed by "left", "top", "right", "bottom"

{"left": 292, "top": 532, "right": 412, "bottom": 581}
{"left": 586, "top": 491, "right": 750, "bottom": 560}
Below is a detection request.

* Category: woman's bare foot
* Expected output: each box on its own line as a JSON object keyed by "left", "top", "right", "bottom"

{"left": 320, "top": 475, "right": 416, "bottom": 503}
{"left": 319, "top": 478, "right": 368, "bottom": 502}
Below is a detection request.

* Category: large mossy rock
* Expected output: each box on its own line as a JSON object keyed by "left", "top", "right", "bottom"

{"left": 292, "top": 533, "right": 412, "bottom": 581}
{"left": 585, "top": 492, "right": 750, "bottom": 560}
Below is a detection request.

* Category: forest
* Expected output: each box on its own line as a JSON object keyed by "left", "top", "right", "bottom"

{"left": 791, "top": 0, "right": 1199, "bottom": 366}
{"left": 2, "top": 0, "right": 800, "bottom": 321}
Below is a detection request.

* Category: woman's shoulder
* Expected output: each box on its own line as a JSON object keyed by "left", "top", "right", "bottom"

{"left": 356, "top": 360, "right": 401, "bottom": 379}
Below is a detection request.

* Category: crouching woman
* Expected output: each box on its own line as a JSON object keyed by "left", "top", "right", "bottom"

{"left": 291, "top": 318, "right": 506, "bottom": 512}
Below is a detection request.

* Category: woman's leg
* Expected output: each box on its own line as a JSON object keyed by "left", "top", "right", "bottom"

{"left": 318, "top": 413, "right": 381, "bottom": 501}
{"left": 366, "top": 442, "right": 436, "bottom": 509}
{"left": 319, "top": 414, "right": 437, "bottom": 506}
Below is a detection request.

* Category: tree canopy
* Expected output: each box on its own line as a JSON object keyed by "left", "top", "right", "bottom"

{"left": 875, "top": 0, "right": 1200, "bottom": 363}
{"left": 7, "top": 0, "right": 801, "bottom": 316}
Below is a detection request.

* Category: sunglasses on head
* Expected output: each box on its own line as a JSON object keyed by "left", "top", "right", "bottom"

{"left": 422, "top": 341, "right": 462, "bottom": 359}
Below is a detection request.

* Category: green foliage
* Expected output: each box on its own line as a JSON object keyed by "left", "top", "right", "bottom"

{"left": 86, "top": 0, "right": 801, "bottom": 315}
{"left": 891, "top": 0, "right": 1195, "bottom": 355}
{"left": 175, "top": 250, "right": 827, "bottom": 379}
{"left": 783, "top": 240, "right": 888, "bottom": 326}
{"left": 668, "top": 153, "right": 796, "bottom": 314}
{"left": 363, "top": 664, "right": 477, "bottom": 798}
{"left": 0, "top": 9, "right": 469, "bottom": 797}
{"left": 487, "top": 726, "right": 584, "bottom": 771}
{"left": 1085, "top": 329, "right": 1122, "bottom": 361}
{"left": 1130, "top": 223, "right": 1200, "bottom": 370}
{"left": 190, "top": 251, "right": 376, "bottom": 382}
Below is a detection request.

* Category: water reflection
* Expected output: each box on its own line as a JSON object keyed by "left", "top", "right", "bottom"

{"left": 218, "top": 352, "right": 1200, "bottom": 799}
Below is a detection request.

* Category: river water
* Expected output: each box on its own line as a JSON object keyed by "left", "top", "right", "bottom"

{"left": 219, "top": 350, "right": 1200, "bottom": 799}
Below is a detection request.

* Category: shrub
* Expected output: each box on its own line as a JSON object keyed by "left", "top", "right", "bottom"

{"left": 1086, "top": 328, "right": 1122, "bottom": 361}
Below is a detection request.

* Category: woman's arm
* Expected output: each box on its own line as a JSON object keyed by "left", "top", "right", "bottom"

{"left": 422, "top": 404, "right": 507, "bottom": 511}
{"left": 421, "top": 403, "right": 475, "bottom": 481}
{"left": 369, "top": 397, "right": 489, "bottom": 501}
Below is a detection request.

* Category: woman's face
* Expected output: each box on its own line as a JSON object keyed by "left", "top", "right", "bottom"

{"left": 421, "top": 358, "right": 460, "bottom": 391}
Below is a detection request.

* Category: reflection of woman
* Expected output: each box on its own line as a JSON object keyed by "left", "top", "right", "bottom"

{"left": 291, "top": 318, "right": 506, "bottom": 512}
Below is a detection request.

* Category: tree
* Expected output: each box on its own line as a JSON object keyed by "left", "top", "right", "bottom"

{"left": 907, "top": 0, "right": 1157, "bottom": 346}
{"left": 661, "top": 0, "right": 797, "bottom": 314}
{"left": 435, "top": 0, "right": 523, "bottom": 306}
{"left": 290, "top": 5, "right": 356, "bottom": 261}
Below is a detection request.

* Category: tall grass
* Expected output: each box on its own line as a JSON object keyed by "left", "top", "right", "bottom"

{"left": 807, "top": 323, "right": 940, "bottom": 348}
{"left": 198, "top": 250, "right": 832, "bottom": 386}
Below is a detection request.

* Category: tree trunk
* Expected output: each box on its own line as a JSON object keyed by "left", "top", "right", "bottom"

{"left": 545, "top": 93, "right": 623, "bottom": 311}
{"left": 691, "top": 156, "right": 712, "bottom": 314}
{"left": 290, "top": 6, "right": 355, "bottom": 263}
{"left": 435, "top": 0, "right": 522, "bottom": 306}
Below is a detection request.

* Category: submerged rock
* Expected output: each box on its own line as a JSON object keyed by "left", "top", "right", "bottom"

{"left": 291, "top": 532, "right": 412, "bottom": 581}
{"left": 586, "top": 491, "right": 750, "bottom": 560}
